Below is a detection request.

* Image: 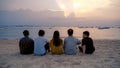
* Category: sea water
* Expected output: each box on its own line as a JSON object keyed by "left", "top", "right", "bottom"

{"left": 0, "top": 26, "right": 120, "bottom": 40}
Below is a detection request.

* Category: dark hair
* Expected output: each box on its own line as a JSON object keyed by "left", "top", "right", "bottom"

{"left": 23, "top": 30, "right": 29, "bottom": 36}
{"left": 53, "top": 31, "right": 61, "bottom": 46}
{"left": 68, "top": 29, "right": 73, "bottom": 36}
{"left": 83, "top": 31, "right": 90, "bottom": 36}
{"left": 39, "top": 30, "right": 45, "bottom": 36}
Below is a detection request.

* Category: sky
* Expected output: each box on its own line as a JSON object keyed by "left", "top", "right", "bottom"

{"left": 0, "top": 0, "right": 120, "bottom": 26}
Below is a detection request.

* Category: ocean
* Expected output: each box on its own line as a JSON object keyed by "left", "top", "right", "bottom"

{"left": 0, "top": 26, "right": 120, "bottom": 40}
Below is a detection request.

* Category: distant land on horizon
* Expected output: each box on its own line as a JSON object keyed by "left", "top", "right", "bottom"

{"left": 0, "top": 9, "right": 120, "bottom": 27}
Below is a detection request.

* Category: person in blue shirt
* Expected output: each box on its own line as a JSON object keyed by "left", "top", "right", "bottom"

{"left": 19, "top": 30, "right": 34, "bottom": 55}
{"left": 64, "top": 29, "right": 81, "bottom": 55}
{"left": 34, "top": 30, "right": 49, "bottom": 56}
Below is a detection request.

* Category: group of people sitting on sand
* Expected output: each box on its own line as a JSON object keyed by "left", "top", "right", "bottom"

{"left": 19, "top": 29, "right": 95, "bottom": 56}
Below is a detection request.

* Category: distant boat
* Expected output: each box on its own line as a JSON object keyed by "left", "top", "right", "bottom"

{"left": 98, "top": 27, "right": 110, "bottom": 29}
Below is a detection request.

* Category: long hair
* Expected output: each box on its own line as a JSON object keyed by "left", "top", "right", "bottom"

{"left": 53, "top": 31, "right": 61, "bottom": 46}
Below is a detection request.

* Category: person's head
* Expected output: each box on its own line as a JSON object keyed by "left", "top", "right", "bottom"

{"left": 53, "top": 31, "right": 60, "bottom": 39}
{"left": 53, "top": 31, "right": 60, "bottom": 46}
{"left": 83, "top": 31, "right": 90, "bottom": 38}
{"left": 68, "top": 29, "right": 73, "bottom": 36}
{"left": 38, "top": 30, "right": 45, "bottom": 36}
{"left": 23, "top": 30, "right": 29, "bottom": 37}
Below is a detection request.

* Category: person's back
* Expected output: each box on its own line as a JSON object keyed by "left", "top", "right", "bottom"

{"left": 49, "top": 31, "right": 64, "bottom": 54}
{"left": 79, "top": 31, "right": 95, "bottom": 54}
{"left": 64, "top": 29, "right": 80, "bottom": 55}
{"left": 49, "top": 39, "right": 63, "bottom": 54}
{"left": 34, "top": 30, "right": 48, "bottom": 56}
{"left": 64, "top": 36, "right": 80, "bottom": 55}
{"left": 19, "top": 30, "right": 34, "bottom": 55}
{"left": 82, "top": 37, "right": 95, "bottom": 54}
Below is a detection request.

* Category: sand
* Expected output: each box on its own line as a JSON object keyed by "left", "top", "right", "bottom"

{"left": 0, "top": 39, "right": 120, "bottom": 68}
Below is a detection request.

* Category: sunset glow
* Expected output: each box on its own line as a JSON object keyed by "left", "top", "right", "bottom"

{"left": 56, "top": 0, "right": 111, "bottom": 17}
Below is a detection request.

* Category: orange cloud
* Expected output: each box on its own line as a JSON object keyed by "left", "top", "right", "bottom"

{"left": 56, "top": 0, "right": 111, "bottom": 17}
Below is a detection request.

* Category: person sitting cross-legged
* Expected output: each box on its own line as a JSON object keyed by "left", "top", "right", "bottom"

{"left": 19, "top": 30, "right": 34, "bottom": 55}
{"left": 34, "top": 30, "right": 49, "bottom": 56}
{"left": 49, "top": 31, "right": 64, "bottom": 55}
{"left": 64, "top": 29, "right": 81, "bottom": 55}
{"left": 79, "top": 31, "right": 95, "bottom": 55}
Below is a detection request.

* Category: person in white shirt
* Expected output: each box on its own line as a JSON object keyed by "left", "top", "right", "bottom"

{"left": 64, "top": 29, "right": 81, "bottom": 55}
{"left": 34, "top": 30, "right": 49, "bottom": 56}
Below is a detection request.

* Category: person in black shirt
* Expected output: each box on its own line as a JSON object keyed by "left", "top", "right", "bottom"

{"left": 19, "top": 30, "right": 34, "bottom": 55}
{"left": 79, "top": 31, "right": 95, "bottom": 54}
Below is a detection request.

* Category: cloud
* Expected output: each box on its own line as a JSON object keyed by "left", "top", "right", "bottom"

{"left": 0, "top": 0, "right": 59, "bottom": 11}
{"left": 0, "top": 10, "right": 119, "bottom": 27}
{"left": 0, "top": 0, "right": 119, "bottom": 26}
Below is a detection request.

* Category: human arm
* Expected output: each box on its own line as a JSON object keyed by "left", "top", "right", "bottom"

{"left": 82, "top": 45, "right": 86, "bottom": 55}
{"left": 45, "top": 39, "right": 50, "bottom": 52}
{"left": 76, "top": 38, "right": 81, "bottom": 45}
{"left": 31, "top": 39, "right": 34, "bottom": 50}
{"left": 77, "top": 41, "right": 81, "bottom": 45}
{"left": 63, "top": 38, "right": 66, "bottom": 49}
{"left": 19, "top": 40, "right": 22, "bottom": 51}
{"left": 81, "top": 39, "right": 87, "bottom": 55}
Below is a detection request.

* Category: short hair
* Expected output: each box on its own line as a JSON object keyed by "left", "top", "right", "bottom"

{"left": 83, "top": 31, "right": 90, "bottom": 36}
{"left": 68, "top": 29, "right": 73, "bottom": 36}
{"left": 23, "top": 30, "right": 29, "bottom": 36}
{"left": 39, "top": 30, "right": 45, "bottom": 36}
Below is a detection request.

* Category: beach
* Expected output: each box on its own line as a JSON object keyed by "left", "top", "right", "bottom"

{"left": 0, "top": 39, "right": 120, "bottom": 68}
